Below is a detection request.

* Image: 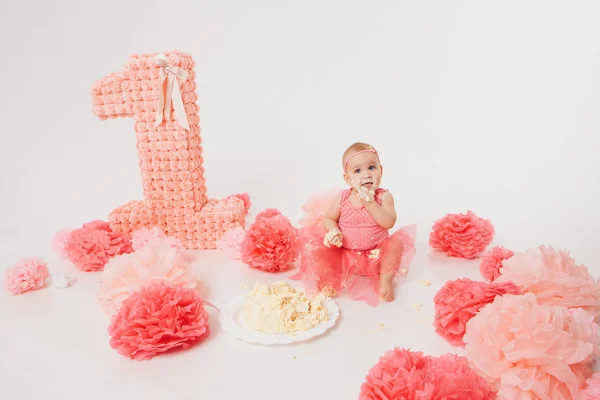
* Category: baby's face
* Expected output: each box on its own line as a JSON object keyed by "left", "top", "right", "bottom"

{"left": 343, "top": 151, "right": 382, "bottom": 191}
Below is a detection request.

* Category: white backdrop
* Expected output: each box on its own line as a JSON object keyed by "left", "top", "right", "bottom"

{"left": 1, "top": 1, "right": 599, "bottom": 399}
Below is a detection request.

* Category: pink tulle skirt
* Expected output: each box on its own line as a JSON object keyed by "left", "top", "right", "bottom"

{"left": 289, "top": 224, "right": 416, "bottom": 306}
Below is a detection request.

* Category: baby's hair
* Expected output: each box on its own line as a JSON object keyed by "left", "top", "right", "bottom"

{"left": 342, "top": 142, "right": 376, "bottom": 169}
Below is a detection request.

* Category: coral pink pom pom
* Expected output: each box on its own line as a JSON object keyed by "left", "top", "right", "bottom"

{"left": 216, "top": 227, "right": 246, "bottom": 260}
{"left": 434, "top": 278, "right": 521, "bottom": 346}
{"left": 227, "top": 193, "right": 251, "bottom": 213}
{"left": 65, "top": 221, "right": 133, "bottom": 272}
{"left": 5, "top": 257, "right": 49, "bottom": 295}
{"left": 299, "top": 188, "right": 339, "bottom": 227}
{"left": 52, "top": 228, "right": 73, "bottom": 259}
{"left": 241, "top": 209, "right": 300, "bottom": 272}
{"left": 429, "top": 210, "right": 494, "bottom": 259}
{"left": 359, "top": 348, "right": 495, "bottom": 399}
{"left": 479, "top": 246, "right": 514, "bottom": 282}
{"left": 108, "top": 281, "right": 210, "bottom": 361}
{"left": 495, "top": 245, "right": 600, "bottom": 318}
{"left": 464, "top": 292, "right": 599, "bottom": 398}
{"left": 582, "top": 373, "right": 600, "bottom": 400}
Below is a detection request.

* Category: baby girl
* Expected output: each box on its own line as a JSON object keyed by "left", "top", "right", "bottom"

{"left": 290, "top": 142, "right": 416, "bottom": 306}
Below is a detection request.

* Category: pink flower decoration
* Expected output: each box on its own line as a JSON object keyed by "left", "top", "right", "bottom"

{"left": 52, "top": 228, "right": 73, "bottom": 259}
{"left": 65, "top": 221, "right": 133, "bottom": 272}
{"left": 434, "top": 278, "right": 521, "bottom": 347}
{"left": 359, "top": 348, "right": 495, "bottom": 399}
{"left": 299, "top": 188, "right": 339, "bottom": 227}
{"left": 216, "top": 227, "right": 246, "bottom": 260}
{"left": 495, "top": 245, "right": 600, "bottom": 318}
{"left": 429, "top": 210, "right": 494, "bottom": 259}
{"left": 131, "top": 227, "right": 189, "bottom": 260}
{"left": 108, "top": 281, "right": 210, "bottom": 361}
{"left": 582, "top": 373, "right": 600, "bottom": 400}
{"left": 227, "top": 193, "right": 251, "bottom": 213}
{"left": 98, "top": 242, "right": 200, "bottom": 315}
{"left": 5, "top": 257, "right": 49, "bottom": 295}
{"left": 464, "top": 292, "right": 599, "bottom": 398}
{"left": 241, "top": 209, "right": 300, "bottom": 272}
{"left": 479, "top": 246, "right": 514, "bottom": 282}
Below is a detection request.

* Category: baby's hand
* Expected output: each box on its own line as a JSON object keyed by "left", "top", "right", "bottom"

{"left": 324, "top": 228, "right": 343, "bottom": 248}
{"left": 356, "top": 186, "right": 376, "bottom": 203}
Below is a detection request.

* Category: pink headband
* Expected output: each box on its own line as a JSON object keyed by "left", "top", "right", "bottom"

{"left": 343, "top": 146, "right": 379, "bottom": 170}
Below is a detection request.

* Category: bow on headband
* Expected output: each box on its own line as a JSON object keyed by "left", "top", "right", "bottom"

{"left": 155, "top": 53, "right": 190, "bottom": 130}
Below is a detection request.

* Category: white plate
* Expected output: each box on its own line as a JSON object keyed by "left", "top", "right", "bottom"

{"left": 219, "top": 294, "right": 340, "bottom": 345}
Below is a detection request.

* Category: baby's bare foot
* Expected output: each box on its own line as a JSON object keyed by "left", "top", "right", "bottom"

{"left": 379, "top": 274, "right": 394, "bottom": 302}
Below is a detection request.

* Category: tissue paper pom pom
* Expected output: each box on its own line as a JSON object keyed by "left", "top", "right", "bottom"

{"left": 108, "top": 281, "right": 210, "bottom": 361}
{"left": 434, "top": 278, "right": 521, "bottom": 346}
{"left": 65, "top": 221, "right": 133, "bottom": 272}
{"left": 479, "top": 246, "right": 514, "bottom": 282}
{"left": 582, "top": 373, "right": 600, "bottom": 400}
{"left": 227, "top": 193, "right": 251, "bottom": 213}
{"left": 495, "top": 245, "right": 600, "bottom": 318}
{"left": 216, "top": 227, "right": 246, "bottom": 260}
{"left": 464, "top": 292, "right": 598, "bottom": 398}
{"left": 98, "top": 242, "right": 199, "bottom": 314}
{"left": 5, "top": 257, "right": 49, "bottom": 295}
{"left": 131, "top": 227, "right": 189, "bottom": 260}
{"left": 429, "top": 210, "right": 494, "bottom": 259}
{"left": 52, "top": 228, "right": 73, "bottom": 259}
{"left": 299, "top": 188, "right": 339, "bottom": 227}
{"left": 241, "top": 209, "right": 300, "bottom": 272}
{"left": 359, "top": 348, "right": 495, "bottom": 399}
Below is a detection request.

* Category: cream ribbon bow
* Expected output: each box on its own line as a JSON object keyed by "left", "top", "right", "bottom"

{"left": 155, "top": 53, "right": 190, "bottom": 130}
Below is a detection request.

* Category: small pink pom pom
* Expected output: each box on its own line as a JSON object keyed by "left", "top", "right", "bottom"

{"left": 433, "top": 278, "right": 521, "bottom": 346}
{"left": 227, "top": 193, "right": 251, "bottom": 213}
{"left": 299, "top": 188, "right": 339, "bottom": 227}
{"left": 479, "top": 246, "right": 514, "bottom": 282}
{"left": 52, "top": 228, "right": 73, "bottom": 259}
{"left": 216, "top": 227, "right": 246, "bottom": 260}
{"left": 429, "top": 210, "right": 494, "bottom": 259}
{"left": 131, "top": 226, "right": 189, "bottom": 260}
{"left": 108, "top": 281, "right": 210, "bottom": 361}
{"left": 5, "top": 257, "right": 49, "bottom": 295}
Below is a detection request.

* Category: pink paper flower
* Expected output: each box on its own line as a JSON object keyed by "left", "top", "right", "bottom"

{"left": 241, "top": 209, "right": 300, "bottom": 272}
{"left": 299, "top": 188, "right": 339, "bottom": 227}
{"left": 131, "top": 226, "right": 189, "bottom": 260}
{"left": 434, "top": 278, "right": 521, "bottom": 346}
{"left": 359, "top": 348, "right": 495, "bottom": 399}
{"left": 464, "top": 292, "right": 599, "bottom": 398}
{"left": 5, "top": 257, "right": 49, "bottom": 295}
{"left": 582, "top": 373, "right": 600, "bottom": 400}
{"left": 52, "top": 228, "right": 73, "bottom": 259}
{"left": 65, "top": 221, "right": 133, "bottom": 272}
{"left": 429, "top": 210, "right": 494, "bottom": 259}
{"left": 98, "top": 242, "right": 200, "bottom": 315}
{"left": 479, "top": 246, "right": 514, "bottom": 282}
{"left": 216, "top": 227, "right": 246, "bottom": 260}
{"left": 495, "top": 245, "right": 600, "bottom": 318}
{"left": 108, "top": 281, "right": 210, "bottom": 361}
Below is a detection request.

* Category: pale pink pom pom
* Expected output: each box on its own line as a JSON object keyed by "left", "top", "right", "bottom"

{"left": 429, "top": 210, "right": 494, "bottom": 259}
{"left": 131, "top": 227, "right": 189, "bottom": 260}
{"left": 241, "top": 209, "right": 301, "bottom": 272}
{"left": 299, "top": 188, "right": 339, "bottom": 227}
{"left": 495, "top": 245, "right": 600, "bottom": 318}
{"left": 5, "top": 257, "right": 49, "bottom": 295}
{"left": 227, "top": 192, "right": 251, "bottom": 213}
{"left": 52, "top": 229, "right": 73, "bottom": 259}
{"left": 108, "top": 281, "right": 210, "bottom": 361}
{"left": 582, "top": 373, "right": 600, "bottom": 400}
{"left": 479, "top": 246, "right": 514, "bottom": 282}
{"left": 464, "top": 293, "right": 599, "bottom": 398}
{"left": 98, "top": 242, "right": 200, "bottom": 315}
{"left": 65, "top": 220, "right": 133, "bottom": 272}
{"left": 434, "top": 278, "right": 521, "bottom": 347}
{"left": 216, "top": 227, "right": 246, "bottom": 260}
{"left": 359, "top": 348, "right": 495, "bottom": 399}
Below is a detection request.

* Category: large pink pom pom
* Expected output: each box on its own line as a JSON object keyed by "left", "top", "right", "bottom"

{"left": 216, "top": 227, "right": 246, "bottom": 260}
{"left": 479, "top": 246, "right": 514, "bottom": 282}
{"left": 52, "top": 228, "right": 73, "bottom": 259}
{"left": 65, "top": 221, "right": 133, "bottom": 272}
{"left": 464, "top": 292, "right": 599, "bottom": 398}
{"left": 434, "top": 278, "right": 521, "bottom": 347}
{"left": 582, "top": 373, "right": 600, "bottom": 400}
{"left": 98, "top": 242, "right": 199, "bottom": 314}
{"left": 241, "top": 209, "right": 300, "bottom": 272}
{"left": 359, "top": 348, "right": 495, "bottom": 399}
{"left": 495, "top": 245, "right": 600, "bottom": 318}
{"left": 108, "top": 281, "right": 210, "bottom": 361}
{"left": 429, "top": 210, "right": 494, "bottom": 259}
{"left": 5, "top": 257, "right": 49, "bottom": 295}
{"left": 299, "top": 188, "right": 339, "bottom": 227}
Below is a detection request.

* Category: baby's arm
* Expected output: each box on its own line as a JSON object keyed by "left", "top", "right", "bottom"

{"left": 364, "top": 191, "right": 397, "bottom": 229}
{"left": 322, "top": 192, "right": 343, "bottom": 247}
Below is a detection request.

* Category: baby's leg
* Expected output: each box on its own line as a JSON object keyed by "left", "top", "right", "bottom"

{"left": 379, "top": 241, "right": 404, "bottom": 302}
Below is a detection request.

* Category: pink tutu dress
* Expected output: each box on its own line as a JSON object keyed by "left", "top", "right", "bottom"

{"left": 289, "top": 188, "right": 416, "bottom": 306}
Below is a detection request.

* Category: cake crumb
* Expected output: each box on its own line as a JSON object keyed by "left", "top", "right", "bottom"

{"left": 413, "top": 303, "right": 422, "bottom": 311}
{"left": 420, "top": 280, "right": 431, "bottom": 287}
